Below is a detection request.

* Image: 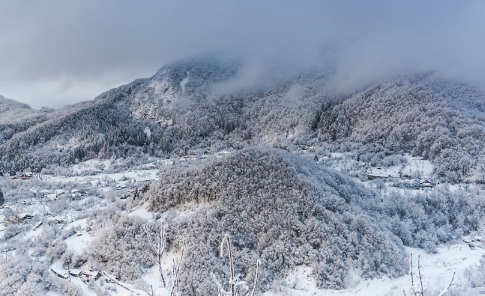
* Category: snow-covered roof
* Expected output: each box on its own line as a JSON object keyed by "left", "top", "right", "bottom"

{"left": 18, "top": 213, "right": 34, "bottom": 219}
{"left": 84, "top": 270, "right": 101, "bottom": 278}
{"left": 69, "top": 269, "right": 83, "bottom": 276}
{"left": 51, "top": 266, "right": 68, "bottom": 278}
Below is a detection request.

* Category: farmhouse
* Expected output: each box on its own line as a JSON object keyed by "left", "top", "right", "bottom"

{"left": 83, "top": 270, "right": 101, "bottom": 280}
{"left": 18, "top": 213, "right": 34, "bottom": 221}
{"left": 20, "top": 172, "right": 33, "bottom": 180}
{"left": 51, "top": 266, "right": 69, "bottom": 279}
{"left": 419, "top": 179, "right": 433, "bottom": 188}
{"left": 69, "top": 269, "right": 83, "bottom": 277}
{"left": 367, "top": 173, "right": 388, "bottom": 180}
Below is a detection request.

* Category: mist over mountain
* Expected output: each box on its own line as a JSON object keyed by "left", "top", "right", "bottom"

{"left": 2, "top": 57, "right": 485, "bottom": 183}
{"left": 2, "top": 3, "right": 485, "bottom": 296}
{"left": 2, "top": 1, "right": 485, "bottom": 108}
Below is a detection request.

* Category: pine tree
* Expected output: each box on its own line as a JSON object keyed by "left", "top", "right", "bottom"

{"left": 0, "top": 188, "right": 4, "bottom": 206}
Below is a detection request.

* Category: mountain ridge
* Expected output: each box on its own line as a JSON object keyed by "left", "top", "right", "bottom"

{"left": 2, "top": 58, "right": 485, "bottom": 182}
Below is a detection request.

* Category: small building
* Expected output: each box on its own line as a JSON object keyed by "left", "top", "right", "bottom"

{"left": 69, "top": 269, "right": 83, "bottom": 277}
{"left": 143, "top": 163, "right": 157, "bottom": 170}
{"left": 51, "top": 266, "right": 69, "bottom": 279}
{"left": 83, "top": 270, "right": 101, "bottom": 280}
{"left": 20, "top": 172, "right": 33, "bottom": 180}
{"left": 419, "top": 179, "right": 433, "bottom": 188}
{"left": 115, "top": 184, "right": 127, "bottom": 190}
{"left": 367, "top": 167, "right": 398, "bottom": 180}
{"left": 6, "top": 212, "right": 34, "bottom": 223}
{"left": 367, "top": 174, "right": 388, "bottom": 180}
{"left": 18, "top": 213, "right": 34, "bottom": 221}
{"left": 48, "top": 216, "right": 65, "bottom": 224}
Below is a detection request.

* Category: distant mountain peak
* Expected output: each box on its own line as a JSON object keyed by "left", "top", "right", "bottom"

{"left": 0, "top": 95, "right": 32, "bottom": 112}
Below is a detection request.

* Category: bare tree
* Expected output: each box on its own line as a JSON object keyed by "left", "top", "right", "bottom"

{"left": 403, "top": 253, "right": 455, "bottom": 296}
{"left": 144, "top": 223, "right": 186, "bottom": 296}
{"left": 145, "top": 223, "right": 167, "bottom": 287}
{"left": 168, "top": 242, "right": 185, "bottom": 296}
{"left": 213, "top": 233, "right": 261, "bottom": 296}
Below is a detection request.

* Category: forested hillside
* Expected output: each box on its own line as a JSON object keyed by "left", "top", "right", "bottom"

{"left": 0, "top": 95, "right": 50, "bottom": 145}
{"left": 2, "top": 58, "right": 485, "bottom": 182}
{"left": 134, "top": 148, "right": 483, "bottom": 295}
{"left": 313, "top": 76, "right": 485, "bottom": 182}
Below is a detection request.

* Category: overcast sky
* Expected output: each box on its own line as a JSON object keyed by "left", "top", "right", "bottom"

{"left": 1, "top": 0, "right": 485, "bottom": 109}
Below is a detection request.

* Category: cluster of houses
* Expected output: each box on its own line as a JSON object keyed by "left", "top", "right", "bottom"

{"left": 366, "top": 167, "right": 434, "bottom": 189}
{"left": 51, "top": 265, "right": 101, "bottom": 281}
{"left": 154, "top": 149, "right": 232, "bottom": 168}
{"left": 6, "top": 212, "right": 35, "bottom": 224}
{"left": 43, "top": 188, "right": 87, "bottom": 202}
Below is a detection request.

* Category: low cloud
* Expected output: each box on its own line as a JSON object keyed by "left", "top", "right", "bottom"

{"left": 1, "top": 0, "right": 485, "bottom": 108}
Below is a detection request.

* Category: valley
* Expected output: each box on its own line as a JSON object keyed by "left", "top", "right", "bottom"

{"left": 1, "top": 59, "right": 485, "bottom": 296}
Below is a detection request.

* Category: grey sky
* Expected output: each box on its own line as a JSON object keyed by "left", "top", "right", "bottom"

{"left": 1, "top": 0, "right": 485, "bottom": 109}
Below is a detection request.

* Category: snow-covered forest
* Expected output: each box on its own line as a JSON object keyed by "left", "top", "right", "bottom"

{"left": 1, "top": 57, "right": 485, "bottom": 296}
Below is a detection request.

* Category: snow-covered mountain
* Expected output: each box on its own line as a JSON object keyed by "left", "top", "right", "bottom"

{"left": 2, "top": 57, "right": 485, "bottom": 296}
{"left": 0, "top": 95, "right": 52, "bottom": 145}
{"left": 3, "top": 58, "right": 485, "bottom": 183}
{"left": 313, "top": 76, "right": 485, "bottom": 182}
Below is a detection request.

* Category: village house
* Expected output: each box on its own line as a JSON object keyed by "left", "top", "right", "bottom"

{"left": 17, "top": 213, "right": 34, "bottom": 222}
{"left": 83, "top": 270, "right": 101, "bottom": 280}
{"left": 419, "top": 179, "right": 433, "bottom": 188}
{"left": 20, "top": 172, "right": 33, "bottom": 180}
{"left": 51, "top": 266, "right": 69, "bottom": 279}
{"left": 69, "top": 269, "right": 83, "bottom": 277}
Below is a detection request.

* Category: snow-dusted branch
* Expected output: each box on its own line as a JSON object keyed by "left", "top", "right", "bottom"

{"left": 144, "top": 223, "right": 167, "bottom": 287}
{"left": 404, "top": 253, "right": 456, "bottom": 296}
{"left": 220, "top": 234, "right": 236, "bottom": 296}
{"left": 169, "top": 240, "right": 185, "bottom": 296}
{"left": 249, "top": 260, "right": 261, "bottom": 296}
{"left": 217, "top": 233, "right": 262, "bottom": 296}
{"left": 144, "top": 222, "right": 185, "bottom": 296}
{"left": 436, "top": 272, "right": 455, "bottom": 296}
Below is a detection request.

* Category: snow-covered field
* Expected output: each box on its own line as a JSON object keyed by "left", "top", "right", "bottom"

{"left": 265, "top": 242, "right": 485, "bottom": 296}
{"left": 1, "top": 151, "right": 484, "bottom": 296}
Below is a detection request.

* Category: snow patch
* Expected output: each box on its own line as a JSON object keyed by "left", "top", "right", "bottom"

{"left": 180, "top": 72, "right": 190, "bottom": 95}
{"left": 263, "top": 242, "right": 485, "bottom": 296}
{"left": 144, "top": 126, "right": 152, "bottom": 138}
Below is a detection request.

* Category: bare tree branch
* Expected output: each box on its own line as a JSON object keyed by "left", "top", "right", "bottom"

{"left": 437, "top": 272, "right": 456, "bottom": 296}
{"left": 220, "top": 233, "right": 236, "bottom": 296}
{"left": 248, "top": 260, "right": 261, "bottom": 296}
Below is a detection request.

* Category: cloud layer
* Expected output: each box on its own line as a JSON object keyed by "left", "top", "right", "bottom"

{"left": 1, "top": 0, "right": 485, "bottom": 108}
